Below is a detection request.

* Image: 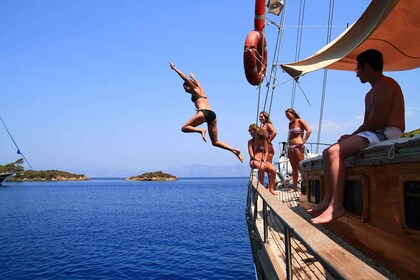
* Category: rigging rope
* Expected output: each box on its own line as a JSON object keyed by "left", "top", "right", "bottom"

{"left": 247, "top": 0, "right": 340, "bottom": 172}
{"left": 0, "top": 116, "right": 33, "bottom": 170}
{"left": 248, "top": 86, "right": 263, "bottom": 192}
{"left": 249, "top": 1, "right": 289, "bottom": 192}
{"left": 252, "top": 86, "right": 265, "bottom": 189}
{"left": 249, "top": 0, "right": 290, "bottom": 191}
{"left": 290, "top": 0, "right": 306, "bottom": 107}
{"left": 249, "top": 0, "right": 339, "bottom": 189}
{"left": 316, "top": 0, "right": 335, "bottom": 154}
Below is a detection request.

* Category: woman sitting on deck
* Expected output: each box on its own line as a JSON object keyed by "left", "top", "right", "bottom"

{"left": 248, "top": 124, "right": 277, "bottom": 195}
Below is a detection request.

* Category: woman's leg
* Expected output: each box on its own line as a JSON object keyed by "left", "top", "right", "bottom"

{"left": 182, "top": 112, "right": 207, "bottom": 142}
{"left": 288, "top": 149, "right": 299, "bottom": 191}
{"left": 250, "top": 160, "right": 265, "bottom": 185}
{"left": 208, "top": 119, "right": 243, "bottom": 162}
{"left": 294, "top": 146, "right": 305, "bottom": 185}
{"left": 267, "top": 144, "right": 275, "bottom": 163}
{"left": 311, "top": 135, "right": 368, "bottom": 224}
{"left": 251, "top": 160, "right": 276, "bottom": 195}
{"left": 266, "top": 162, "right": 277, "bottom": 195}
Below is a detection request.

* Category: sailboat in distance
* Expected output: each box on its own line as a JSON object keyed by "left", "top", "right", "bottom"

{"left": 0, "top": 116, "right": 32, "bottom": 185}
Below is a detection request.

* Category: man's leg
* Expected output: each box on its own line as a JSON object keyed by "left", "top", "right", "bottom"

{"left": 311, "top": 135, "right": 368, "bottom": 224}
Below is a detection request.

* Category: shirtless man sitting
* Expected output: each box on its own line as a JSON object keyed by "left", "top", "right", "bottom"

{"left": 310, "top": 49, "right": 405, "bottom": 224}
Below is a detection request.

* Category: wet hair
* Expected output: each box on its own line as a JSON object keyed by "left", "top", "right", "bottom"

{"left": 260, "top": 111, "right": 273, "bottom": 124}
{"left": 285, "top": 108, "right": 300, "bottom": 119}
{"left": 357, "top": 49, "right": 383, "bottom": 72}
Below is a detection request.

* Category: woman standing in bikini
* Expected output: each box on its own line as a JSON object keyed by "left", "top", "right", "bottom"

{"left": 259, "top": 111, "right": 277, "bottom": 163}
{"left": 169, "top": 61, "right": 243, "bottom": 163}
{"left": 248, "top": 124, "right": 277, "bottom": 195}
{"left": 285, "top": 108, "right": 312, "bottom": 192}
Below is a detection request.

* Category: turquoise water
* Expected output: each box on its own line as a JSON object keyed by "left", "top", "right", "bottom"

{"left": 0, "top": 177, "right": 255, "bottom": 279}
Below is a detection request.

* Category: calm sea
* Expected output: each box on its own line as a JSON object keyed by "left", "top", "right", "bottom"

{"left": 0, "top": 177, "right": 255, "bottom": 279}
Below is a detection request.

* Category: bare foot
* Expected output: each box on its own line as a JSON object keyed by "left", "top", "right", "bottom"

{"left": 269, "top": 188, "right": 276, "bottom": 195}
{"left": 307, "top": 202, "right": 328, "bottom": 214}
{"left": 288, "top": 188, "right": 297, "bottom": 193}
{"left": 201, "top": 129, "right": 207, "bottom": 142}
{"left": 311, "top": 205, "right": 346, "bottom": 224}
{"left": 233, "top": 149, "right": 244, "bottom": 163}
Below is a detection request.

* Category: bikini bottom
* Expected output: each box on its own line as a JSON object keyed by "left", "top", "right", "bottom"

{"left": 288, "top": 144, "right": 304, "bottom": 152}
{"left": 197, "top": 109, "right": 217, "bottom": 123}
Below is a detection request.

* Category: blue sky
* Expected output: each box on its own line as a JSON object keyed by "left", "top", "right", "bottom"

{"left": 1, "top": 1, "right": 418, "bottom": 177}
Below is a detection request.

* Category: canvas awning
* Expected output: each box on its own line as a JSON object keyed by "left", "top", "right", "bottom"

{"left": 281, "top": 0, "right": 420, "bottom": 79}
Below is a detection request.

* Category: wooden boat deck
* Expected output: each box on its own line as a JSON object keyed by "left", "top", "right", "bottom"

{"left": 252, "top": 188, "right": 330, "bottom": 279}
{"left": 248, "top": 177, "right": 394, "bottom": 279}
{"left": 267, "top": 189, "right": 330, "bottom": 279}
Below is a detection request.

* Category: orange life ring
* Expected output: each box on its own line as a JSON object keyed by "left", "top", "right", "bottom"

{"left": 244, "top": 30, "right": 267, "bottom": 86}
{"left": 254, "top": 0, "right": 266, "bottom": 31}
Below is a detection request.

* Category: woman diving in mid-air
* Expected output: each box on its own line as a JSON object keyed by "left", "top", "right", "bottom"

{"left": 169, "top": 61, "right": 243, "bottom": 163}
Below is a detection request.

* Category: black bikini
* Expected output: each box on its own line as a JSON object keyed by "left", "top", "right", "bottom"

{"left": 191, "top": 94, "right": 207, "bottom": 102}
{"left": 190, "top": 94, "right": 216, "bottom": 123}
{"left": 197, "top": 109, "right": 216, "bottom": 123}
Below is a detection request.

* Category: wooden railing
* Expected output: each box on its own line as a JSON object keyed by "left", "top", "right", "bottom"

{"left": 246, "top": 176, "right": 388, "bottom": 280}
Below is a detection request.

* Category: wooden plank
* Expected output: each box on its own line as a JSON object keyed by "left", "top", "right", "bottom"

{"left": 254, "top": 208, "right": 285, "bottom": 279}
{"left": 253, "top": 194, "right": 330, "bottom": 279}
{"left": 268, "top": 212, "right": 328, "bottom": 279}
{"left": 256, "top": 249, "right": 280, "bottom": 280}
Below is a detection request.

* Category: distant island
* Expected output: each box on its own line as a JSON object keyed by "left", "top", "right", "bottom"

{"left": 125, "top": 171, "right": 176, "bottom": 181}
{"left": 0, "top": 159, "right": 25, "bottom": 174}
{"left": 2, "top": 159, "right": 88, "bottom": 182}
{"left": 10, "top": 170, "right": 89, "bottom": 182}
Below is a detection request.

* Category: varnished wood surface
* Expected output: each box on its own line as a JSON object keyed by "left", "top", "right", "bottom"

{"left": 300, "top": 161, "right": 420, "bottom": 280}
{"left": 249, "top": 177, "right": 390, "bottom": 279}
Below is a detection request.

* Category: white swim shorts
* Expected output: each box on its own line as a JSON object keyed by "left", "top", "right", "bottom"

{"left": 357, "top": 126, "right": 403, "bottom": 146}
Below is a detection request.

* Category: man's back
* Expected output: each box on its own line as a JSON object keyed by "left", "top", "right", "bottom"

{"left": 365, "top": 75, "right": 405, "bottom": 133}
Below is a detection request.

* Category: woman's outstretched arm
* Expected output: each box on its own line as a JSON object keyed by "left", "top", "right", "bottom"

{"left": 169, "top": 61, "right": 195, "bottom": 88}
{"left": 189, "top": 72, "right": 201, "bottom": 88}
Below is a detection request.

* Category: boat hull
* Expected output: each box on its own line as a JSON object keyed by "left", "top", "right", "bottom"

{"left": 0, "top": 173, "right": 15, "bottom": 185}
{"left": 300, "top": 136, "right": 420, "bottom": 279}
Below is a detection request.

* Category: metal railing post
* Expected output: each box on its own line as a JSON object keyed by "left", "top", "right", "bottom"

{"left": 284, "top": 224, "right": 292, "bottom": 280}
{"left": 263, "top": 200, "right": 268, "bottom": 243}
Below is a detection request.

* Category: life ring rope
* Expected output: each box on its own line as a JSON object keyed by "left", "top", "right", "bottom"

{"left": 244, "top": 30, "right": 267, "bottom": 86}
{"left": 244, "top": 47, "right": 266, "bottom": 73}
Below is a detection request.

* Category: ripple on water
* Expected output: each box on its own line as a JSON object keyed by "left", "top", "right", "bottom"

{"left": 0, "top": 178, "right": 255, "bottom": 279}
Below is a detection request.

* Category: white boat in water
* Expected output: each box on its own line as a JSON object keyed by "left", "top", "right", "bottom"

{"left": 0, "top": 117, "right": 32, "bottom": 185}
{"left": 245, "top": 0, "right": 420, "bottom": 279}
{"left": 0, "top": 173, "right": 15, "bottom": 185}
